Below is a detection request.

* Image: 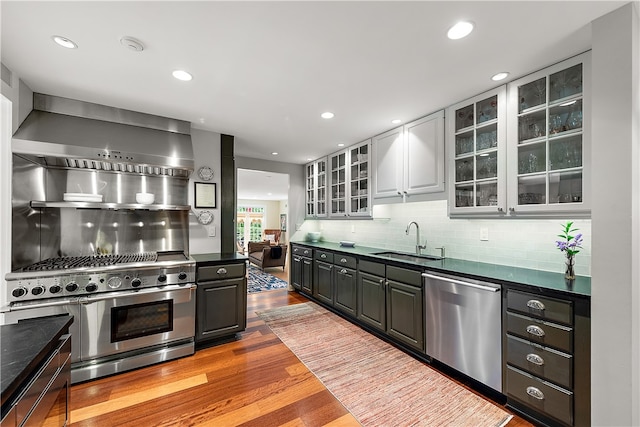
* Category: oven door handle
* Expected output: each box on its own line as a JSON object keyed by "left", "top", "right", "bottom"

{"left": 6, "top": 297, "right": 80, "bottom": 311}
{"left": 81, "top": 284, "right": 197, "bottom": 304}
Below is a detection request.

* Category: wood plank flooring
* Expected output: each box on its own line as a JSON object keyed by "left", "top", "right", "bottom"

{"left": 69, "top": 264, "right": 533, "bottom": 426}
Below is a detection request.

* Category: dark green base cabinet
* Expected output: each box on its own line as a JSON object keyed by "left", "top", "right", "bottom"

{"left": 291, "top": 244, "right": 313, "bottom": 294}
{"left": 357, "top": 260, "right": 424, "bottom": 353}
{"left": 503, "top": 287, "right": 590, "bottom": 427}
{"left": 196, "top": 261, "right": 247, "bottom": 343}
{"left": 313, "top": 249, "right": 357, "bottom": 317}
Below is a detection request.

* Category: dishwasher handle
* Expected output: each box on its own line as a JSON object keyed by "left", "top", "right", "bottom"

{"left": 421, "top": 272, "right": 500, "bottom": 292}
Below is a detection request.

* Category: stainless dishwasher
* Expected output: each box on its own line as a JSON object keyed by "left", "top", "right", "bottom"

{"left": 423, "top": 272, "right": 502, "bottom": 392}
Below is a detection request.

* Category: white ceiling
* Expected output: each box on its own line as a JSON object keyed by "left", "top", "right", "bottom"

{"left": 1, "top": 1, "right": 625, "bottom": 165}
{"left": 237, "top": 168, "right": 289, "bottom": 201}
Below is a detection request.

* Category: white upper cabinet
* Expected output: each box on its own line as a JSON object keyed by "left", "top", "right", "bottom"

{"left": 372, "top": 110, "right": 445, "bottom": 201}
{"left": 305, "top": 157, "right": 328, "bottom": 218}
{"left": 447, "top": 86, "right": 507, "bottom": 216}
{"left": 447, "top": 52, "right": 590, "bottom": 218}
{"left": 329, "top": 139, "right": 371, "bottom": 218}
{"left": 506, "top": 52, "right": 590, "bottom": 216}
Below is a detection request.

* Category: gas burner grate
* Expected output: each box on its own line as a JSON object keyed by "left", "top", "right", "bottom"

{"left": 21, "top": 252, "right": 158, "bottom": 271}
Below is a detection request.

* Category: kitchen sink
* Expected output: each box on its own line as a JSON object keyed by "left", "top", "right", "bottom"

{"left": 372, "top": 251, "right": 442, "bottom": 263}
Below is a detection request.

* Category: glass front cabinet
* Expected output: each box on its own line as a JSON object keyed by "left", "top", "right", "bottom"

{"left": 448, "top": 52, "right": 590, "bottom": 217}
{"left": 506, "top": 52, "right": 590, "bottom": 216}
{"left": 329, "top": 139, "right": 371, "bottom": 218}
{"left": 447, "top": 86, "right": 507, "bottom": 216}
{"left": 305, "top": 157, "right": 328, "bottom": 218}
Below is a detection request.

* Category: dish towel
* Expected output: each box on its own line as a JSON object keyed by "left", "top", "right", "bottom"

{"left": 270, "top": 246, "right": 282, "bottom": 259}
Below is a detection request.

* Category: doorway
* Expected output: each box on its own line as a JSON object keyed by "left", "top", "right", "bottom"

{"left": 236, "top": 169, "right": 290, "bottom": 254}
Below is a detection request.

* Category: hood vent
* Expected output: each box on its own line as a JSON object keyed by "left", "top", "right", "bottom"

{"left": 12, "top": 94, "right": 194, "bottom": 178}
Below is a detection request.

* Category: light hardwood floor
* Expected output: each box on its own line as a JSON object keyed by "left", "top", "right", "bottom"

{"left": 69, "top": 261, "right": 533, "bottom": 426}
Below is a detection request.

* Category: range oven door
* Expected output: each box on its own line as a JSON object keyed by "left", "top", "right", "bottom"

{"left": 80, "top": 284, "right": 196, "bottom": 361}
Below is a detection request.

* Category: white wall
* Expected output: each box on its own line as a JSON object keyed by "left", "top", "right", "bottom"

{"left": 188, "top": 128, "right": 222, "bottom": 255}
{"left": 591, "top": 3, "right": 640, "bottom": 426}
{"left": 298, "top": 200, "right": 592, "bottom": 276}
{"left": 0, "top": 95, "right": 12, "bottom": 319}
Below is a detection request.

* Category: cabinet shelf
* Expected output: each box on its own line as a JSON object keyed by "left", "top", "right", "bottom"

{"left": 30, "top": 201, "right": 191, "bottom": 210}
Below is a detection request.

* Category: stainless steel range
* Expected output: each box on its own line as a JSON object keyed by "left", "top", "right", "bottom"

{"left": 4, "top": 251, "right": 196, "bottom": 384}
{"left": 4, "top": 93, "right": 198, "bottom": 384}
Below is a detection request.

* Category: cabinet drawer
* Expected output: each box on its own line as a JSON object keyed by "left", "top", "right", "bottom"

{"left": 334, "top": 254, "right": 357, "bottom": 270}
{"left": 359, "top": 260, "right": 385, "bottom": 276}
{"left": 198, "top": 263, "right": 245, "bottom": 281}
{"left": 291, "top": 245, "right": 312, "bottom": 257}
{"left": 506, "top": 312, "right": 573, "bottom": 353}
{"left": 507, "top": 334, "right": 573, "bottom": 389}
{"left": 507, "top": 366, "right": 573, "bottom": 426}
{"left": 387, "top": 265, "right": 422, "bottom": 287}
{"left": 315, "top": 250, "right": 334, "bottom": 263}
{"left": 507, "top": 289, "right": 573, "bottom": 325}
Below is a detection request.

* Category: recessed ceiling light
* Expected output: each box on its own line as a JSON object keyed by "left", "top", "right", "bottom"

{"left": 271, "top": 152, "right": 278, "bottom": 155}
{"left": 447, "top": 21, "right": 474, "bottom": 40}
{"left": 321, "top": 112, "right": 335, "bottom": 119}
{"left": 267, "top": 192, "right": 273, "bottom": 196}
{"left": 337, "top": 143, "right": 345, "bottom": 147}
{"left": 391, "top": 119, "right": 402, "bottom": 124}
{"left": 52, "top": 35, "right": 77, "bottom": 49}
{"left": 306, "top": 158, "right": 313, "bottom": 161}
{"left": 491, "top": 72, "right": 509, "bottom": 81}
{"left": 172, "top": 70, "right": 192, "bottom": 81}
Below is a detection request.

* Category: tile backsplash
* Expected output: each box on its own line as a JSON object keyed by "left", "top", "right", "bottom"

{"left": 292, "top": 200, "right": 591, "bottom": 277}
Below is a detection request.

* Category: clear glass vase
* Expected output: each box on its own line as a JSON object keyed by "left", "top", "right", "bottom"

{"left": 565, "top": 255, "right": 576, "bottom": 280}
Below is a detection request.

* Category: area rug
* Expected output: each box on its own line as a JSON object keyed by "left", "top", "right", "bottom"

{"left": 257, "top": 302, "right": 513, "bottom": 427}
{"left": 247, "top": 264, "right": 289, "bottom": 293}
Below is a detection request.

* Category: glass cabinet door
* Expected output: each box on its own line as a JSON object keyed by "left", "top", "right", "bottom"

{"left": 348, "top": 140, "right": 370, "bottom": 217}
{"left": 508, "top": 54, "right": 589, "bottom": 215}
{"left": 316, "top": 159, "right": 327, "bottom": 216}
{"left": 448, "top": 86, "right": 506, "bottom": 215}
{"left": 305, "top": 162, "right": 315, "bottom": 217}
{"left": 330, "top": 151, "right": 347, "bottom": 216}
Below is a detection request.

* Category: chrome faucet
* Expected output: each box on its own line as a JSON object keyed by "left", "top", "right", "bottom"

{"left": 405, "top": 221, "right": 426, "bottom": 255}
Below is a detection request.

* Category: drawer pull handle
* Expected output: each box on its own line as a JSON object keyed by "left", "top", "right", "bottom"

{"left": 217, "top": 268, "right": 227, "bottom": 275}
{"left": 340, "top": 268, "right": 347, "bottom": 274}
{"left": 340, "top": 258, "right": 348, "bottom": 263}
{"left": 321, "top": 253, "right": 327, "bottom": 258}
{"left": 526, "top": 299, "right": 546, "bottom": 310}
{"left": 526, "top": 353, "right": 545, "bottom": 366}
{"left": 303, "top": 250, "right": 309, "bottom": 255}
{"left": 526, "top": 325, "right": 545, "bottom": 337}
{"left": 526, "top": 386, "right": 545, "bottom": 400}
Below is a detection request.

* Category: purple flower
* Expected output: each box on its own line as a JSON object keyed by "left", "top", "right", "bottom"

{"left": 555, "top": 222, "right": 584, "bottom": 257}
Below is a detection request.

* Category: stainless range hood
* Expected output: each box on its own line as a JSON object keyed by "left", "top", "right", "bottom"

{"left": 12, "top": 93, "right": 194, "bottom": 178}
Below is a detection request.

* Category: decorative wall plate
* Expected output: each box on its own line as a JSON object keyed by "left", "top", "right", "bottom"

{"left": 198, "top": 166, "right": 214, "bottom": 181}
{"left": 197, "top": 210, "right": 213, "bottom": 225}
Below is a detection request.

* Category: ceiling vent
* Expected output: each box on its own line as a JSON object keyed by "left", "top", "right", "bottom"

{"left": 120, "top": 37, "right": 144, "bottom": 52}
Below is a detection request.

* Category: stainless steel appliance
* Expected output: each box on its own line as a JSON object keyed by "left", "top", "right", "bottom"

{"left": 423, "top": 271, "right": 502, "bottom": 392}
{"left": 3, "top": 251, "right": 196, "bottom": 384}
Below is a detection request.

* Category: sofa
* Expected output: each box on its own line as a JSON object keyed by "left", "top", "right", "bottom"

{"left": 248, "top": 241, "right": 287, "bottom": 271}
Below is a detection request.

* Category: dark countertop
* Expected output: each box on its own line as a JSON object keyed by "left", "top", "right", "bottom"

{"left": 1, "top": 315, "right": 73, "bottom": 412}
{"left": 191, "top": 252, "right": 248, "bottom": 264}
{"left": 291, "top": 241, "right": 590, "bottom": 298}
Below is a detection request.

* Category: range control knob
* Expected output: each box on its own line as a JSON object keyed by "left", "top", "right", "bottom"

{"left": 85, "top": 283, "right": 98, "bottom": 293}
{"left": 178, "top": 272, "right": 187, "bottom": 281}
{"left": 12, "top": 287, "right": 27, "bottom": 298}
{"left": 158, "top": 274, "right": 167, "bottom": 283}
{"left": 66, "top": 282, "right": 78, "bottom": 292}
{"left": 131, "top": 278, "right": 142, "bottom": 288}
{"left": 31, "top": 285, "right": 46, "bottom": 296}
{"left": 107, "top": 277, "right": 122, "bottom": 289}
{"left": 49, "top": 285, "right": 62, "bottom": 294}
